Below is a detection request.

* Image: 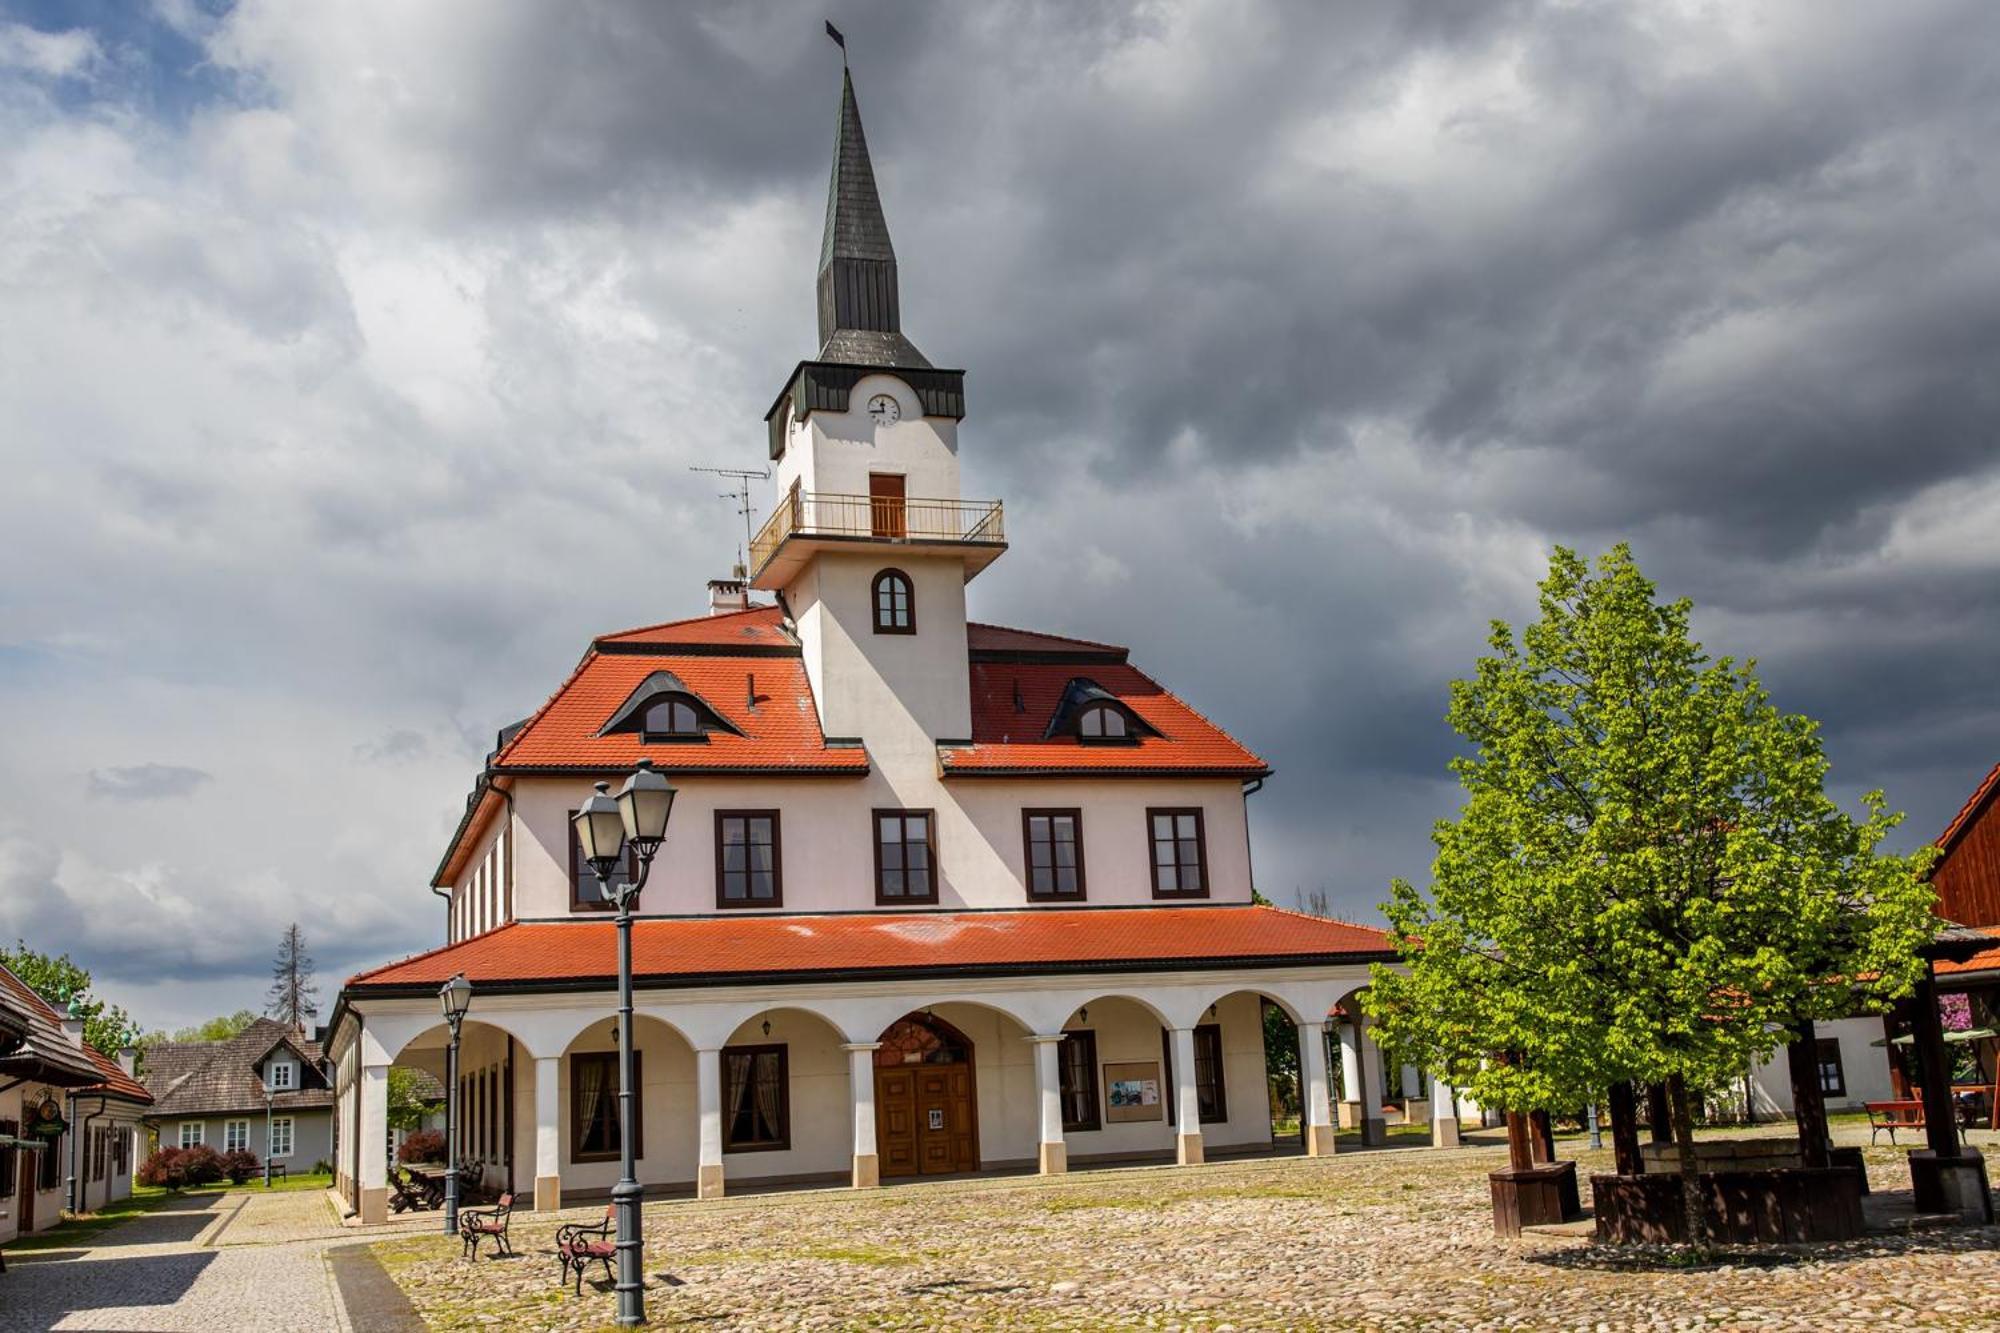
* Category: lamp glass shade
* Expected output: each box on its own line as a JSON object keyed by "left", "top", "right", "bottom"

{"left": 439, "top": 973, "right": 473, "bottom": 1020}
{"left": 572, "top": 781, "right": 628, "bottom": 872}
{"left": 617, "top": 759, "right": 677, "bottom": 848}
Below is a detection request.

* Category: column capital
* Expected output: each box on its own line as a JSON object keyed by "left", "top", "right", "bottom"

{"left": 1295, "top": 1017, "right": 1329, "bottom": 1033}
{"left": 840, "top": 1042, "right": 883, "bottom": 1054}
{"left": 1025, "top": 1032, "right": 1069, "bottom": 1046}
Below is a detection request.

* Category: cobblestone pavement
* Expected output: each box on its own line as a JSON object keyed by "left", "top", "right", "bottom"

{"left": 374, "top": 1127, "right": 2000, "bottom": 1332}
{"left": 0, "top": 1188, "right": 431, "bottom": 1332}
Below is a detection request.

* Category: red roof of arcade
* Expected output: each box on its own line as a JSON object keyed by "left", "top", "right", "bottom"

{"left": 345, "top": 905, "right": 1392, "bottom": 992}
{"left": 1938, "top": 760, "right": 2000, "bottom": 859}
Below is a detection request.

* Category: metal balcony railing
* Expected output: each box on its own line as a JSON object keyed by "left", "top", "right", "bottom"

{"left": 750, "top": 491, "right": 1005, "bottom": 578}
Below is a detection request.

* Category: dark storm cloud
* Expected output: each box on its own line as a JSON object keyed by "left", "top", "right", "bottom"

{"left": 3, "top": 0, "right": 1998, "bottom": 1022}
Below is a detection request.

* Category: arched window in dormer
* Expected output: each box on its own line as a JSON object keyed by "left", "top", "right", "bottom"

{"left": 1077, "top": 702, "right": 1129, "bottom": 741}
{"left": 872, "top": 568, "right": 915, "bottom": 635}
{"left": 598, "top": 670, "right": 744, "bottom": 744}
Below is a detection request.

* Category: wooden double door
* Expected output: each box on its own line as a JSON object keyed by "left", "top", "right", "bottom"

{"left": 877, "top": 1061, "right": 977, "bottom": 1177}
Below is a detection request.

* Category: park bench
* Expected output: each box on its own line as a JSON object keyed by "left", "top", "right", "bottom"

{"left": 1866, "top": 1099, "right": 1925, "bottom": 1145}
{"left": 265, "top": 1161, "right": 287, "bottom": 1185}
{"left": 555, "top": 1206, "right": 617, "bottom": 1295}
{"left": 459, "top": 1193, "right": 515, "bottom": 1259}
{"left": 389, "top": 1167, "right": 428, "bottom": 1214}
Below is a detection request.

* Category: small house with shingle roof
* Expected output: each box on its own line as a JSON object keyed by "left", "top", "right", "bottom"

{"left": 142, "top": 1018, "right": 334, "bottom": 1172}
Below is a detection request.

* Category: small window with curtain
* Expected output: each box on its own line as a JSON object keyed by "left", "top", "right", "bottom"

{"left": 722, "top": 1044, "right": 789, "bottom": 1151}
{"left": 1058, "top": 1030, "right": 1101, "bottom": 1132}
{"left": 225, "top": 1120, "right": 248, "bottom": 1152}
{"left": 1148, "top": 808, "right": 1208, "bottom": 897}
{"left": 570, "top": 1051, "right": 643, "bottom": 1162}
{"left": 872, "top": 568, "right": 915, "bottom": 634}
{"left": 271, "top": 1117, "right": 294, "bottom": 1159}
{"left": 874, "top": 809, "right": 937, "bottom": 903}
{"left": 1022, "top": 809, "right": 1085, "bottom": 899}
{"left": 715, "top": 811, "right": 782, "bottom": 906}
{"left": 179, "top": 1122, "right": 204, "bottom": 1149}
{"left": 569, "top": 808, "right": 639, "bottom": 912}
{"left": 1815, "top": 1037, "right": 1846, "bottom": 1097}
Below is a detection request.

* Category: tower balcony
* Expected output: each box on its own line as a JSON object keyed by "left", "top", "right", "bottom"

{"left": 749, "top": 491, "right": 1006, "bottom": 589}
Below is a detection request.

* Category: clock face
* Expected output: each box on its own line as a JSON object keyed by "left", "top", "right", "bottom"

{"left": 867, "top": 394, "right": 901, "bottom": 426}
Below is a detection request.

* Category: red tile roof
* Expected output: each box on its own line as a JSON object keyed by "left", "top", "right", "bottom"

{"left": 597, "top": 604, "right": 793, "bottom": 649}
{"left": 346, "top": 905, "right": 1392, "bottom": 992}
{"left": 945, "top": 662, "right": 1268, "bottom": 776}
{"left": 1935, "top": 944, "right": 2000, "bottom": 980}
{"left": 966, "top": 622, "right": 1126, "bottom": 657}
{"left": 0, "top": 963, "right": 150, "bottom": 1102}
{"left": 1938, "top": 760, "right": 2000, "bottom": 857}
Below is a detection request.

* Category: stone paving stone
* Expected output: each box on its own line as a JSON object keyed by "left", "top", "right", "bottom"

{"left": 373, "top": 1127, "right": 2000, "bottom": 1331}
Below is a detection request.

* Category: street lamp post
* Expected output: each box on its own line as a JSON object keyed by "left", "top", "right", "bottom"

{"left": 573, "top": 758, "right": 676, "bottom": 1328}
{"left": 264, "top": 1088, "right": 273, "bottom": 1187}
{"left": 439, "top": 973, "right": 473, "bottom": 1236}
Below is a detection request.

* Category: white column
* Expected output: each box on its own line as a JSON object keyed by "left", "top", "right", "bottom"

{"left": 696, "top": 1047, "right": 725, "bottom": 1199}
{"left": 1170, "top": 1026, "right": 1203, "bottom": 1166}
{"left": 1028, "top": 1034, "right": 1068, "bottom": 1174}
{"left": 1432, "top": 1078, "right": 1461, "bottom": 1148}
{"left": 1298, "top": 1020, "right": 1335, "bottom": 1157}
{"left": 844, "top": 1043, "right": 882, "bottom": 1188}
{"left": 1357, "top": 1012, "right": 1387, "bottom": 1146}
{"left": 1337, "top": 1019, "right": 1362, "bottom": 1130}
{"left": 532, "top": 1055, "right": 562, "bottom": 1210}
{"left": 357, "top": 1062, "right": 390, "bottom": 1224}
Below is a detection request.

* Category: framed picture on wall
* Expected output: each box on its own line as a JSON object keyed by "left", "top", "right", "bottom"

{"left": 1104, "top": 1061, "right": 1163, "bottom": 1122}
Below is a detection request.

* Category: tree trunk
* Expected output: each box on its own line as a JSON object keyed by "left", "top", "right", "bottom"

{"left": 1784, "top": 1020, "right": 1832, "bottom": 1170}
{"left": 1607, "top": 1081, "right": 1644, "bottom": 1176}
{"left": 1646, "top": 1083, "right": 1673, "bottom": 1144}
{"left": 1666, "top": 1074, "right": 1708, "bottom": 1251}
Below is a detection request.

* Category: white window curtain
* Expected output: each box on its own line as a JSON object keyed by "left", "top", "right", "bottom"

{"left": 576, "top": 1057, "right": 606, "bottom": 1152}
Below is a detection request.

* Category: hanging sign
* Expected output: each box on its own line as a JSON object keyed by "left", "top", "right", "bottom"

{"left": 29, "top": 1097, "right": 68, "bottom": 1139}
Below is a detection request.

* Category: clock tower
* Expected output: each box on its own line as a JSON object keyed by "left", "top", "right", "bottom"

{"left": 752, "top": 64, "right": 1004, "bottom": 750}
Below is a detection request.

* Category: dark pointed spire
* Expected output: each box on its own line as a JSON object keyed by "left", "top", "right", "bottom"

{"left": 816, "top": 68, "right": 930, "bottom": 367}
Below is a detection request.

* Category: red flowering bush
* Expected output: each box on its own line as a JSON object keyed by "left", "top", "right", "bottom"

{"left": 221, "top": 1149, "right": 259, "bottom": 1185}
{"left": 138, "top": 1144, "right": 225, "bottom": 1189}
{"left": 136, "top": 1146, "right": 183, "bottom": 1188}
{"left": 397, "top": 1129, "right": 445, "bottom": 1165}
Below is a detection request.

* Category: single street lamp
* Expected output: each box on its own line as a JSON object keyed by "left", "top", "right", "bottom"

{"left": 439, "top": 972, "right": 473, "bottom": 1236}
{"left": 573, "top": 758, "right": 676, "bottom": 1328}
{"left": 264, "top": 1087, "right": 274, "bottom": 1187}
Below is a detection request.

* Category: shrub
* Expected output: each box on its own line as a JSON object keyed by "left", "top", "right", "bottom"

{"left": 136, "top": 1146, "right": 183, "bottom": 1188}
{"left": 398, "top": 1129, "right": 445, "bottom": 1165}
{"left": 178, "top": 1144, "right": 225, "bottom": 1186}
{"left": 221, "top": 1149, "right": 259, "bottom": 1185}
{"left": 310, "top": 1158, "right": 332, "bottom": 1175}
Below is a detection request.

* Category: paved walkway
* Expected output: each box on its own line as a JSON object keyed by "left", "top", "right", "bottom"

{"left": 0, "top": 1189, "right": 429, "bottom": 1332}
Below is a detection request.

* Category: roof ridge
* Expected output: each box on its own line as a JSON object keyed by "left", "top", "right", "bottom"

{"left": 1938, "top": 759, "right": 2000, "bottom": 855}
{"left": 1112, "top": 660, "right": 1270, "bottom": 773}
{"left": 968, "top": 620, "right": 1126, "bottom": 653}
{"left": 598, "top": 603, "right": 782, "bottom": 643}
{"left": 1255, "top": 901, "right": 1392, "bottom": 939}
{"left": 493, "top": 646, "right": 601, "bottom": 768}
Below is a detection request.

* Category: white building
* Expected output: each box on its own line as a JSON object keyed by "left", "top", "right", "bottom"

{"left": 328, "top": 67, "right": 1437, "bottom": 1225}
{"left": 1, "top": 961, "right": 152, "bottom": 1243}
{"left": 1745, "top": 1015, "right": 1897, "bottom": 1118}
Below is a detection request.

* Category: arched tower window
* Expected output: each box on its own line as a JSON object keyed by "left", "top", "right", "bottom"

{"left": 872, "top": 568, "right": 915, "bottom": 635}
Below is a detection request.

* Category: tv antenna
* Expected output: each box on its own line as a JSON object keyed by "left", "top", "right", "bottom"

{"left": 690, "top": 465, "right": 771, "bottom": 573}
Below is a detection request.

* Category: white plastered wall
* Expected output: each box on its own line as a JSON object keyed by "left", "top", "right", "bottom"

{"left": 1746, "top": 1015, "right": 1897, "bottom": 1116}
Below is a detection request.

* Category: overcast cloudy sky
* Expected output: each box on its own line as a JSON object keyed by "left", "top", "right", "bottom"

{"left": 3, "top": 1, "right": 1997, "bottom": 1030}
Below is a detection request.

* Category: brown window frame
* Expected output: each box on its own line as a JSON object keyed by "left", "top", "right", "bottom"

{"left": 567, "top": 807, "right": 640, "bottom": 913}
{"left": 1162, "top": 1023, "right": 1227, "bottom": 1126}
{"left": 873, "top": 808, "right": 939, "bottom": 904}
{"left": 1815, "top": 1037, "right": 1846, "bottom": 1097}
{"left": 1058, "top": 1030, "right": 1101, "bottom": 1133}
{"left": 721, "top": 1044, "right": 791, "bottom": 1153}
{"left": 1022, "top": 808, "right": 1086, "bottom": 900}
{"left": 714, "top": 810, "right": 783, "bottom": 908}
{"left": 871, "top": 568, "right": 916, "bottom": 635}
{"left": 1147, "top": 807, "right": 1209, "bottom": 898}
{"left": 569, "top": 1050, "right": 643, "bottom": 1164}
{"left": 0, "top": 1117, "right": 15, "bottom": 1196}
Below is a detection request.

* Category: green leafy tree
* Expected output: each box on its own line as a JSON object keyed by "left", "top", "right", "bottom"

{"left": 1365, "top": 545, "right": 1937, "bottom": 1247}
{"left": 388, "top": 1067, "right": 444, "bottom": 1132}
{"left": 160, "top": 1010, "right": 260, "bottom": 1044}
{"left": 0, "top": 940, "right": 142, "bottom": 1059}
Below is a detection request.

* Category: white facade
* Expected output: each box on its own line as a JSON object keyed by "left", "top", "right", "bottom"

{"left": 1747, "top": 1016, "right": 1897, "bottom": 1116}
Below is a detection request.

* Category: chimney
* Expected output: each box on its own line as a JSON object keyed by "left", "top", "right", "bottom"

{"left": 708, "top": 567, "right": 750, "bottom": 616}
{"left": 60, "top": 997, "right": 86, "bottom": 1045}
{"left": 118, "top": 1047, "right": 139, "bottom": 1077}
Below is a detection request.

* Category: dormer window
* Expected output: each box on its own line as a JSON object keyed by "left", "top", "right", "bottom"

{"left": 598, "top": 670, "right": 744, "bottom": 744}
{"left": 872, "top": 568, "right": 914, "bottom": 634}
{"left": 1077, "top": 703, "right": 1129, "bottom": 742}
{"left": 268, "top": 1060, "right": 294, "bottom": 1091}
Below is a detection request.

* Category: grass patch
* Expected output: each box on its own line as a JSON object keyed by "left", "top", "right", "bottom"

{"left": 5, "top": 1183, "right": 178, "bottom": 1251}
{"left": 185, "top": 1170, "right": 335, "bottom": 1195}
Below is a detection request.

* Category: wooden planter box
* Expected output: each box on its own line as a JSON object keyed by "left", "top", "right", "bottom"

{"left": 1591, "top": 1166, "right": 1864, "bottom": 1245}
{"left": 1490, "top": 1162, "right": 1581, "bottom": 1237}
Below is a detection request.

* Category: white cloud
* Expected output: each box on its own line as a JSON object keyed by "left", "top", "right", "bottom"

{"left": 0, "top": 22, "right": 101, "bottom": 79}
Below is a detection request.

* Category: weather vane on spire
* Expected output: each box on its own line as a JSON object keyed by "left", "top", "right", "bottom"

{"left": 825, "top": 20, "right": 846, "bottom": 64}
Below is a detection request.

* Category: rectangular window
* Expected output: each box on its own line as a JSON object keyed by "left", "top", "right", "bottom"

{"left": 179, "top": 1122, "right": 204, "bottom": 1149}
{"left": 1816, "top": 1038, "right": 1847, "bottom": 1097}
{"left": 722, "top": 1044, "right": 790, "bottom": 1152}
{"left": 1058, "top": 1030, "right": 1101, "bottom": 1132}
{"left": 92, "top": 1128, "right": 107, "bottom": 1180}
{"left": 570, "top": 1051, "right": 643, "bottom": 1163}
{"left": 715, "top": 811, "right": 782, "bottom": 907}
{"left": 874, "top": 809, "right": 938, "bottom": 903}
{"left": 1194, "top": 1024, "right": 1227, "bottom": 1124}
{"left": 1147, "top": 808, "right": 1208, "bottom": 897}
{"left": 568, "top": 809, "right": 639, "bottom": 912}
{"left": 270, "top": 1117, "right": 294, "bottom": 1159}
{"left": 0, "top": 1118, "right": 18, "bottom": 1197}
{"left": 268, "top": 1061, "right": 294, "bottom": 1091}
{"left": 113, "top": 1129, "right": 129, "bottom": 1175}
{"left": 1023, "top": 809, "right": 1085, "bottom": 899}
{"left": 39, "top": 1130, "right": 61, "bottom": 1190}
{"left": 225, "top": 1119, "right": 249, "bottom": 1152}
